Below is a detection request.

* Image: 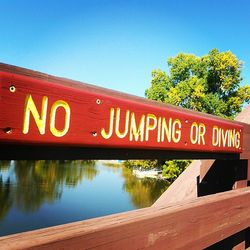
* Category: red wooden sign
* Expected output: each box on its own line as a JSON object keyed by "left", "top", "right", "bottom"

{"left": 0, "top": 67, "right": 243, "bottom": 153}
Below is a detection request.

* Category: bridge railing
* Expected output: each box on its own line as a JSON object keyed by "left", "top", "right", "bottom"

{"left": 0, "top": 63, "right": 249, "bottom": 249}
{"left": 0, "top": 187, "right": 249, "bottom": 250}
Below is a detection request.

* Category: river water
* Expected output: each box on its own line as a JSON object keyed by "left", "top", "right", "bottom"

{"left": 0, "top": 160, "right": 169, "bottom": 236}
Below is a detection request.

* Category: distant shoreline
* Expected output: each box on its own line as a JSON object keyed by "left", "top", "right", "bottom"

{"left": 98, "top": 160, "right": 123, "bottom": 164}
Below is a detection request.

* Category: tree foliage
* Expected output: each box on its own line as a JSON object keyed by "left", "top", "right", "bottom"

{"left": 146, "top": 48, "right": 250, "bottom": 118}
{"left": 124, "top": 160, "right": 159, "bottom": 170}
{"left": 161, "top": 160, "right": 191, "bottom": 181}
{"left": 127, "top": 49, "right": 250, "bottom": 181}
{"left": 121, "top": 167, "right": 169, "bottom": 208}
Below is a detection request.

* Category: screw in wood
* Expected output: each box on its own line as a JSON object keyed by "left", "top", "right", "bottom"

{"left": 9, "top": 85, "right": 16, "bottom": 93}
{"left": 3, "top": 127, "right": 13, "bottom": 134}
{"left": 96, "top": 99, "right": 101, "bottom": 105}
{"left": 92, "top": 132, "right": 97, "bottom": 137}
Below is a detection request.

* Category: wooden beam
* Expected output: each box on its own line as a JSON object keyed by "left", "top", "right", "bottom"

{"left": 236, "top": 105, "right": 250, "bottom": 159}
{"left": 233, "top": 180, "right": 248, "bottom": 189}
{"left": 0, "top": 63, "right": 244, "bottom": 155}
{"left": 240, "top": 123, "right": 250, "bottom": 159}
{"left": 152, "top": 160, "right": 200, "bottom": 207}
{"left": 248, "top": 161, "right": 250, "bottom": 181}
{"left": 0, "top": 187, "right": 250, "bottom": 250}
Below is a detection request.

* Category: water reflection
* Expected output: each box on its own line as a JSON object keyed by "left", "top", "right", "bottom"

{"left": 0, "top": 176, "right": 12, "bottom": 220}
{"left": 122, "top": 167, "right": 169, "bottom": 208}
{"left": 0, "top": 160, "right": 98, "bottom": 218}
{"left": 0, "top": 160, "right": 169, "bottom": 236}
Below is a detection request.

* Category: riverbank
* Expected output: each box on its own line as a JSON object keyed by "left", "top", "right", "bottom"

{"left": 99, "top": 160, "right": 167, "bottom": 180}
{"left": 132, "top": 169, "right": 168, "bottom": 180}
{"left": 98, "top": 160, "right": 123, "bottom": 164}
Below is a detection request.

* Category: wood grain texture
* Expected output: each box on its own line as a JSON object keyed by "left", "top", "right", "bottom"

{"left": 0, "top": 63, "right": 245, "bottom": 154}
{"left": 153, "top": 104, "right": 250, "bottom": 209}
{"left": 233, "top": 180, "right": 248, "bottom": 189}
{"left": 1, "top": 63, "right": 250, "bottom": 249}
{"left": 0, "top": 187, "right": 249, "bottom": 250}
{"left": 248, "top": 161, "right": 250, "bottom": 181}
{"left": 152, "top": 160, "right": 200, "bottom": 207}
{"left": 240, "top": 124, "right": 250, "bottom": 159}
{"left": 236, "top": 105, "right": 250, "bottom": 160}
{"left": 0, "top": 62, "right": 248, "bottom": 124}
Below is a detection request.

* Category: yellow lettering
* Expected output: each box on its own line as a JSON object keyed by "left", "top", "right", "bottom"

{"left": 161, "top": 117, "right": 172, "bottom": 143}
{"left": 190, "top": 122, "right": 206, "bottom": 145}
{"left": 157, "top": 117, "right": 162, "bottom": 143}
{"left": 198, "top": 123, "right": 206, "bottom": 145}
{"left": 212, "top": 127, "right": 241, "bottom": 149}
{"left": 221, "top": 129, "right": 229, "bottom": 147}
{"left": 212, "top": 126, "right": 220, "bottom": 146}
{"left": 172, "top": 119, "right": 181, "bottom": 143}
{"left": 235, "top": 131, "right": 240, "bottom": 149}
{"left": 50, "top": 100, "right": 70, "bottom": 137}
{"left": 115, "top": 108, "right": 130, "bottom": 139}
{"left": 145, "top": 114, "right": 157, "bottom": 141}
{"left": 101, "top": 108, "right": 115, "bottom": 139}
{"left": 229, "top": 129, "right": 234, "bottom": 147}
{"left": 130, "top": 112, "right": 145, "bottom": 142}
{"left": 23, "top": 94, "right": 48, "bottom": 135}
{"left": 190, "top": 122, "right": 198, "bottom": 144}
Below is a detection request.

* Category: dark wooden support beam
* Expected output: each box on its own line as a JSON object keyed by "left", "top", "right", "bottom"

{"left": 0, "top": 144, "right": 241, "bottom": 160}
{"left": 198, "top": 160, "right": 248, "bottom": 196}
{"left": 248, "top": 160, "right": 250, "bottom": 183}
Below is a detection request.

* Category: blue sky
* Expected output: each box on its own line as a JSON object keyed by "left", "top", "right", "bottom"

{"left": 1, "top": 0, "right": 250, "bottom": 97}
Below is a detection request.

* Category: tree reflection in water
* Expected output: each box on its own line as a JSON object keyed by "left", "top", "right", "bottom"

{"left": 122, "top": 167, "right": 170, "bottom": 208}
{"left": 0, "top": 160, "right": 170, "bottom": 231}
{"left": 0, "top": 160, "right": 98, "bottom": 219}
{"left": 0, "top": 176, "right": 12, "bottom": 220}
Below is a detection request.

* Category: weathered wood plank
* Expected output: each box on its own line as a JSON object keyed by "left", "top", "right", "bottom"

{"left": 248, "top": 160, "right": 250, "bottom": 181}
{"left": 153, "top": 105, "right": 250, "bottom": 209}
{"left": 152, "top": 160, "right": 200, "bottom": 207}
{"left": 240, "top": 123, "right": 250, "bottom": 159}
{"left": 0, "top": 187, "right": 249, "bottom": 250}
{"left": 0, "top": 63, "right": 244, "bottom": 155}
{"left": 236, "top": 105, "right": 250, "bottom": 160}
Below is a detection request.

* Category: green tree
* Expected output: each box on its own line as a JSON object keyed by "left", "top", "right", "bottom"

{"left": 124, "top": 160, "right": 159, "bottom": 170}
{"left": 127, "top": 49, "right": 250, "bottom": 181}
{"left": 146, "top": 49, "right": 250, "bottom": 118}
